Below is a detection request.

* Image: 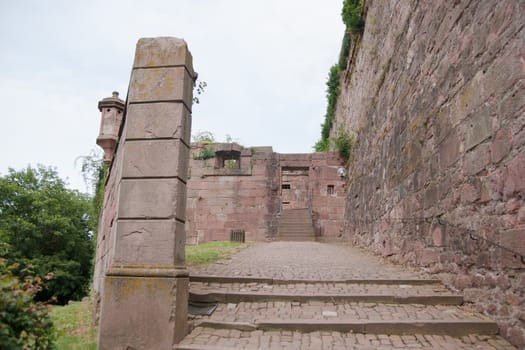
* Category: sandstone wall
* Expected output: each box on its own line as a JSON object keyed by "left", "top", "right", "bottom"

{"left": 334, "top": 0, "right": 525, "bottom": 346}
{"left": 186, "top": 144, "right": 279, "bottom": 242}
{"left": 186, "top": 147, "right": 346, "bottom": 242}
{"left": 309, "top": 152, "right": 347, "bottom": 239}
{"left": 92, "top": 111, "right": 125, "bottom": 319}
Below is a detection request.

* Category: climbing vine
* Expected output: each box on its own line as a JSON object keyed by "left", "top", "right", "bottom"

{"left": 314, "top": 64, "right": 341, "bottom": 152}
{"left": 314, "top": 0, "right": 363, "bottom": 153}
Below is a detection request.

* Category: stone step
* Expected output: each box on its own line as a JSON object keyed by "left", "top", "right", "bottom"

{"left": 190, "top": 301, "right": 498, "bottom": 336}
{"left": 277, "top": 226, "right": 314, "bottom": 230}
{"left": 277, "top": 231, "right": 315, "bottom": 235}
{"left": 177, "top": 327, "right": 515, "bottom": 350}
{"left": 190, "top": 291, "right": 463, "bottom": 305}
{"left": 189, "top": 281, "right": 463, "bottom": 305}
{"left": 277, "top": 236, "right": 316, "bottom": 241}
{"left": 195, "top": 319, "right": 498, "bottom": 337}
{"left": 189, "top": 275, "right": 443, "bottom": 285}
{"left": 277, "top": 208, "right": 314, "bottom": 242}
{"left": 278, "top": 223, "right": 314, "bottom": 227}
{"left": 278, "top": 227, "right": 313, "bottom": 231}
{"left": 278, "top": 223, "right": 313, "bottom": 227}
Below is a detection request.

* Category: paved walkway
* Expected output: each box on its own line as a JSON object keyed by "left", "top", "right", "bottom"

{"left": 178, "top": 242, "right": 515, "bottom": 350}
{"left": 189, "top": 242, "right": 429, "bottom": 280}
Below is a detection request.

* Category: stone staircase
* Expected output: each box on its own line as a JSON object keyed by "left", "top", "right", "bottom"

{"left": 178, "top": 276, "right": 513, "bottom": 349}
{"left": 277, "top": 208, "right": 315, "bottom": 241}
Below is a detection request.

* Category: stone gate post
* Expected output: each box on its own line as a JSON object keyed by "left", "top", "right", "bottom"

{"left": 97, "top": 37, "right": 195, "bottom": 349}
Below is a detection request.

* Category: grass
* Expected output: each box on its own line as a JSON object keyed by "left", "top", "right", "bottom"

{"left": 50, "top": 299, "right": 97, "bottom": 349}
{"left": 49, "top": 240, "right": 246, "bottom": 348}
{"left": 186, "top": 240, "right": 245, "bottom": 265}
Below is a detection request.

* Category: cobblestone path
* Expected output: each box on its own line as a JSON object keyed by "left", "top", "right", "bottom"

{"left": 177, "top": 242, "right": 515, "bottom": 350}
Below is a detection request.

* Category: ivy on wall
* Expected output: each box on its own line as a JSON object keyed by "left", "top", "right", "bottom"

{"left": 314, "top": 0, "right": 363, "bottom": 154}
{"left": 314, "top": 64, "right": 341, "bottom": 152}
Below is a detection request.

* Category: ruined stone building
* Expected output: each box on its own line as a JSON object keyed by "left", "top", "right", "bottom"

{"left": 186, "top": 142, "right": 345, "bottom": 243}
{"left": 92, "top": 0, "right": 525, "bottom": 347}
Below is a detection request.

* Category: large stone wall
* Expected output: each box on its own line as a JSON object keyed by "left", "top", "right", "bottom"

{"left": 333, "top": 0, "right": 525, "bottom": 346}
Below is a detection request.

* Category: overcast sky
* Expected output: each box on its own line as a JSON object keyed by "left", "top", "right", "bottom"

{"left": 0, "top": 0, "right": 344, "bottom": 193}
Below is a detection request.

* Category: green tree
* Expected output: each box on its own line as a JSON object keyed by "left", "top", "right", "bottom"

{"left": 0, "top": 165, "right": 93, "bottom": 305}
{"left": 77, "top": 149, "right": 107, "bottom": 235}
{"left": 192, "top": 130, "right": 215, "bottom": 144}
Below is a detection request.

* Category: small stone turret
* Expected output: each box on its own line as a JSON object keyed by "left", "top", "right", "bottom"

{"left": 96, "top": 91, "right": 125, "bottom": 163}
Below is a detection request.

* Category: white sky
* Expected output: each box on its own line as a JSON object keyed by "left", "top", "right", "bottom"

{"left": 0, "top": 0, "right": 344, "bottom": 193}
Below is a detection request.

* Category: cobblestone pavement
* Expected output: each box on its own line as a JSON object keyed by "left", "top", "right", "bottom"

{"left": 189, "top": 242, "right": 430, "bottom": 280}
{"left": 179, "top": 328, "right": 516, "bottom": 350}
{"left": 178, "top": 242, "right": 516, "bottom": 349}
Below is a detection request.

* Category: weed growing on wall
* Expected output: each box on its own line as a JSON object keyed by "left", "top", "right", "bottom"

{"left": 334, "top": 128, "right": 354, "bottom": 163}
{"left": 193, "top": 148, "right": 216, "bottom": 160}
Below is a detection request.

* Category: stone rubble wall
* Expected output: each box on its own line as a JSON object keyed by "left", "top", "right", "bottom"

{"left": 333, "top": 0, "right": 525, "bottom": 347}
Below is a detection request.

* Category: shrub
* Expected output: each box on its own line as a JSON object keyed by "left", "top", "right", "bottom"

{"left": 193, "top": 148, "right": 216, "bottom": 160}
{"left": 0, "top": 259, "right": 55, "bottom": 349}
{"left": 342, "top": 0, "right": 364, "bottom": 33}
{"left": 334, "top": 129, "right": 354, "bottom": 163}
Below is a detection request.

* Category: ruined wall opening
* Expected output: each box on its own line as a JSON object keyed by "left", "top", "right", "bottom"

{"left": 215, "top": 150, "right": 240, "bottom": 169}
{"left": 327, "top": 184, "right": 335, "bottom": 196}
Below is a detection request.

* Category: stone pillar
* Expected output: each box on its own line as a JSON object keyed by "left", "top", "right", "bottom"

{"left": 98, "top": 37, "right": 195, "bottom": 349}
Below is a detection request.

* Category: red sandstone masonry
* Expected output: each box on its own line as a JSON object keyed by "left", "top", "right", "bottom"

{"left": 186, "top": 146, "right": 346, "bottom": 243}
{"left": 335, "top": 1, "right": 525, "bottom": 347}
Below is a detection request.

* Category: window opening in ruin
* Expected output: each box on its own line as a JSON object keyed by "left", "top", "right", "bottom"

{"left": 215, "top": 150, "right": 241, "bottom": 169}
{"left": 282, "top": 184, "right": 291, "bottom": 189}
{"left": 327, "top": 185, "right": 335, "bottom": 196}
